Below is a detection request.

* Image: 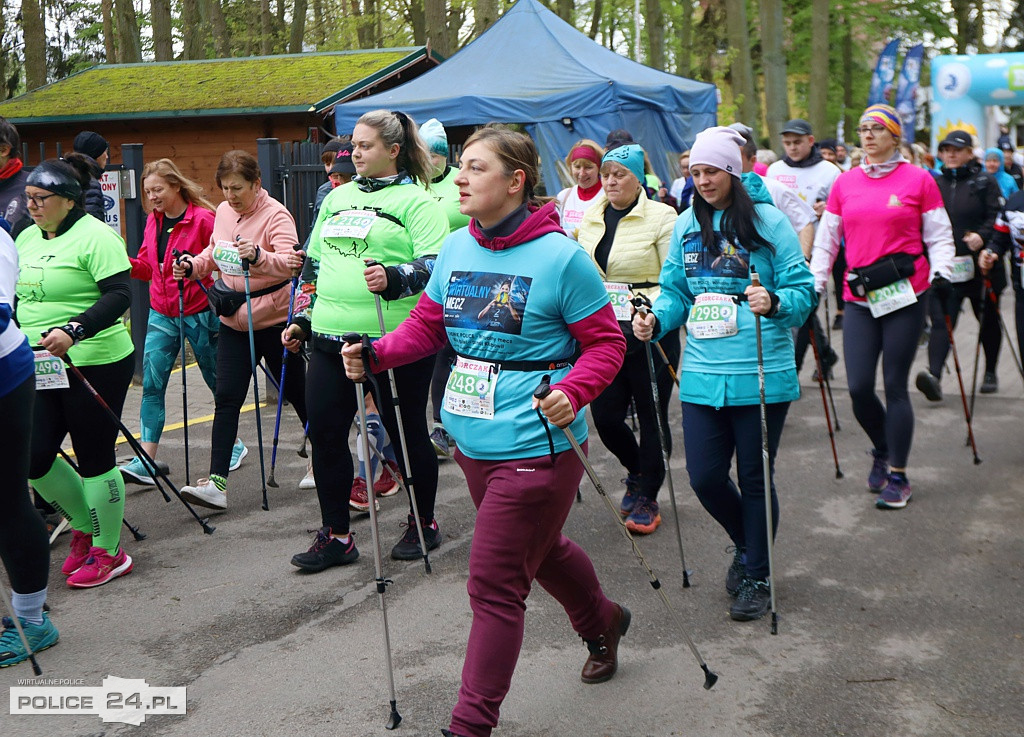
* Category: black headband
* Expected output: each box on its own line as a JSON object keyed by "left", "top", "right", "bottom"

{"left": 26, "top": 161, "right": 82, "bottom": 202}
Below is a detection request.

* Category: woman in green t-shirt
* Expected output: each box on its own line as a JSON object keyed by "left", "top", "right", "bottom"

{"left": 16, "top": 156, "right": 135, "bottom": 589}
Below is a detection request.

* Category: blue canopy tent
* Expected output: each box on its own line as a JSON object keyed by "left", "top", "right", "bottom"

{"left": 331, "top": 0, "right": 717, "bottom": 195}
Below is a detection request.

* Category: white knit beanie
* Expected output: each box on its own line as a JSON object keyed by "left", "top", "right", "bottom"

{"left": 689, "top": 126, "right": 745, "bottom": 178}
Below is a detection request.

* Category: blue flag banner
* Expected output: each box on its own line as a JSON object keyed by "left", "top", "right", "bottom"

{"left": 868, "top": 39, "right": 901, "bottom": 106}
{"left": 895, "top": 44, "right": 925, "bottom": 142}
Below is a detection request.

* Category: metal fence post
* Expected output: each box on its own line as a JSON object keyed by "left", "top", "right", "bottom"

{"left": 257, "top": 138, "right": 283, "bottom": 203}
{"left": 121, "top": 143, "right": 148, "bottom": 382}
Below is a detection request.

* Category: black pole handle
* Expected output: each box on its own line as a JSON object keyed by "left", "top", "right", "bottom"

{"left": 533, "top": 374, "right": 552, "bottom": 401}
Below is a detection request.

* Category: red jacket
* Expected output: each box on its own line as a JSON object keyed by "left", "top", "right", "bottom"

{"left": 130, "top": 203, "right": 216, "bottom": 317}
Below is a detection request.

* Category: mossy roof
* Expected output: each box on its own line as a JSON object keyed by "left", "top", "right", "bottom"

{"left": 0, "top": 48, "right": 441, "bottom": 124}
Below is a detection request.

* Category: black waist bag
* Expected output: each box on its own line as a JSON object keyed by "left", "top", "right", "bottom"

{"left": 207, "top": 279, "right": 288, "bottom": 317}
{"left": 847, "top": 253, "right": 918, "bottom": 297}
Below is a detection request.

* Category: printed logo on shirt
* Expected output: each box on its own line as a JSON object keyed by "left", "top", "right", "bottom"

{"left": 17, "top": 265, "right": 46, "bottom": 302}
{"left": 443, "top": 271, "right": 531, "bottom": 336}
{"left": 682, "top": 232, "right": 751, "bottom": 284}
{"left": 887, "top": 194, "right": 904, "bottom": 208}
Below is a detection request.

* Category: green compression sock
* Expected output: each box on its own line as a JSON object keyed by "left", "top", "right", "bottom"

{"left": 82, "top": 468, "right": 126, "bottom": 554}
{"left": 29, "top": 457, "right": 90, "bottom": 534}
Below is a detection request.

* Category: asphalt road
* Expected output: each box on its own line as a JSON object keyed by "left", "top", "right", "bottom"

{"left": 3, "top": 301, "right": 1023, "bottom": 737}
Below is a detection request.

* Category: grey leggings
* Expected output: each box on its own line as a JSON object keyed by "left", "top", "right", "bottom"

{"left": 843, "top": 300, "right": 926, "bottom": 468}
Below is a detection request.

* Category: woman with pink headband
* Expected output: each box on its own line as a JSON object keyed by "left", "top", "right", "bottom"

{"left": 555, "top": 139, "right": 605, "bottom": 238}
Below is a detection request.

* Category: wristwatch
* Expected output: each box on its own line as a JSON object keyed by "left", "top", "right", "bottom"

{"left": 60, "top": 323, "right": 86, "bottom": 345}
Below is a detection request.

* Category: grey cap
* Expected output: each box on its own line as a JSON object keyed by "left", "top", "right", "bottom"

{"left": 781, "top": 119, "right": 813, "bottom": 136}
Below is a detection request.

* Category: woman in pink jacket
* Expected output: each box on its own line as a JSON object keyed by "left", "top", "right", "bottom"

{"left": 119, "top": 159, "right": 220, "bottom": 485}
{"left": 173, "top": 150, "right": 306, "bottom": 510}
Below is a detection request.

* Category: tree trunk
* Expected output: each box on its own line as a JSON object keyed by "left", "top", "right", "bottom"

{"left": 841, "top": 11, "right": 854, "bottom": 145}
{"left": 151, "top": 0, "right": 174, "bottom": 61}
{"left": 952, "top": 0, "right": 970, "bottom": 54}
{"left": 724, "top": 0, "right": 757, "bottom": 126}
{"left": 760, "top": 0, "right": 790, "bottom": 147}
{"left": 260, "top": 0, "right": 274, "bottom": 55}
{"left": 181, "top": 0, "right": 206, "bottom": 59}
{"left": 644, "top": 0, "right": 664, "bottom": 70}
{"left": 807, "top": 0, "right": 830, "bottom": 136}
{"left": 208, "top": 0, "right": 232, "bottom": 58}
{"left": 312, "top": 0, "right": 324, "bottom": 47}
{"left": 425, "top": 0, "right": 450, "bottom": 57}
{"left": 100, "top": 0, "right": 117, "bottom": 62}
{"left": 587, "top": 0, "right": 601, "bottom": 39}
{"left": 475, "top": 0, "right": 496, "bottom": 37}
{"left": 289, "top": 0, "right": 308, "bottom": 53}
{"left": 675, "top": 0, "right": 692, "bottom": 77}
{"left": 22, "top": 0, "right": 46, "bottom": 89}
{"left": 556, "top": 0, "right": 572, "bottom": 23}
{"left": 350, "top": 0, "right": 373, "bottom": 48}
{"left": 974, "top": 0, "right": 986, "bottom": 53}
{"left": 114, "top": 0, "right": 142, "bottom": 62}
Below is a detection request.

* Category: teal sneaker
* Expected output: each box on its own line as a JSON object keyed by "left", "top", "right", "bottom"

{"left": 229, "top": 439, "right": 248, "bottom": 472}
{"left": 120, "top": 457, "right": 156, "bottom": 485}
{"left": 0, "top": 613, "right": 59, "bottom": 667}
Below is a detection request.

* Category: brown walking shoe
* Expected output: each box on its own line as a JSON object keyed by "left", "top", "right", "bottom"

{"left": 580, "top": 603, "right": 631, "bottom": 684}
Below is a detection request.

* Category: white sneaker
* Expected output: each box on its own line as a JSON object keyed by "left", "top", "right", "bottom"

{"left": 229, "top": 439, "right": 248, "bottom": 472}
{"left": 299, "top": 458, "right": 316, "bottom": 490}
{"left": 180, "top": 478, "right": 228, "bottom": 510}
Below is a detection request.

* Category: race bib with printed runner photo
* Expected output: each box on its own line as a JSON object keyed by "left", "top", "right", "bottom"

{"left": 687, "top": 292, "right": 739, "bottom": 339}
{"left": 866, "top": 278, "right": 918, "bottom": 318}
{"left": 950, "top": 255, "right": 975, "bottom": 284}
{"left": 604, "top": 282, "right": 633, "bottom": 322}
{"left": 34, "top": 349, "right": 70, "bottom": 390}
{"left": 444, "top": 356, "right": 499, "bottom": 420}
{"left": 321, "top": 211, "right": 377, "bottom": 240}
{"left": 211, "top": 240, "right": 244, "bottom": 276}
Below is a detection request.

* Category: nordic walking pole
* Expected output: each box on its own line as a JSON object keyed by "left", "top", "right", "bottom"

{"left": 808, "top": 326, "right": 843, "bottom": 478}
{"left": 52, "top": 354, "right": 215, "bottom": 534}
{"left": 56, "top": 448, "right": 147, "bottom": 541}
{"left": 344, "top": 332, "right": 402, "bottom": 730}
{"left": 942, "top": 301, "right": 982, "bottom": 464}
{"left": 0, "top": 577, "right": 42, "bottom": 675}
{"left": 241, "top": 254, "right": 270, "bottom": 510}
{"left": 365, "top": 260, "right": 431, "bottom": 573}
{"left": 632, "top": 296, "right": 691, "bottom": 587}
{"left": 533, "top": 375, "right": 718, "bottom": 689}
{"left": 751, "top": 267, "right": 779, "bottom": 635}
{"left": 653, "top": 340, "right": 680, "bottom": 387}
{"left": 966, "top": 278, "right": 987, "bottom": 446}
{"left": 268, "top": 244, "right": 304, "bottom": 488}
{"left": 177, "top": 271, "right": 191, "bottom": 485}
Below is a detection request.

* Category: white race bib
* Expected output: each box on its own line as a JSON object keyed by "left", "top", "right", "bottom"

{"left": 443, "top": 357, "right": 499, "bottom": 420}
{"left": 687, "top": 292, "right": 739, "bottom": 339}
{"left": 604, "top": 282, "right": 633, "bottom": 322}
{"left": 34, "top": 350, "right": 69, "bottom": 390}
{"left": 866, "top": 278, "right": 918, "bottom": 318}
{"left": 212, "top": 240, "right": 244, "bottom": 276}
{"left": 321, "top": 211, "right": 377, "bottom": 240}
{"left": 950, "top": 255, "right": 975, "bottom": 284}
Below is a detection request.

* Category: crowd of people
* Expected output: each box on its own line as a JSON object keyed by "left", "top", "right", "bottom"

{"left": 1, "top": 103, "right": 1021, "bottom": 737}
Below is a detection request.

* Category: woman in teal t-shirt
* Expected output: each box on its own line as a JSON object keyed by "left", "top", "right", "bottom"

{"left": 16, "top": 156, "right": 135, "bottom": 589}
{"left": 282, "top": 109, "right": 448, "bottom": 572}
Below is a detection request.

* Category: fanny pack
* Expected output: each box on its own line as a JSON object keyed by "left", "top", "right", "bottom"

{"left": 847, "top": 253, "right": 918, "bottom": 298}
{"left": 206, "top": 279, "right": 288, "bottom": 317}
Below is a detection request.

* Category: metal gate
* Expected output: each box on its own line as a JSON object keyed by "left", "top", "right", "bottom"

{"left": 256, "top": 138, "right": 325, "bottom": 245}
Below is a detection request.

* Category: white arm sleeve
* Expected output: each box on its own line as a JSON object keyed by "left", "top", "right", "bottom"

{"left": 810, "top": 210, "right": 843, "bottom": 293}
{"left": 921, "top": 207, "right": 955, "bottom": 281}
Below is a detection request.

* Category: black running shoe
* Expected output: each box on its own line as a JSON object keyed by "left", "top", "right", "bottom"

{"left": 725, "top": 546, "right": 746, "bottom": 598}
{"left": 915, "top": 370, "right": 943, "bottom": 402}
{"left": 980, "top": 371, "right": 998, "bottom": 394}
{"left": 291, "top": 528, "right": 359, "bottom": 572}
{"left": 730, "top": 576, "right": 771, "bottom": 621}
{"left": 391, "top": 515, "right": 441, "bottom": 560}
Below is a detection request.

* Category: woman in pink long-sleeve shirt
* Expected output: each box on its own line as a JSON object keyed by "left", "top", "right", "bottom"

{"left": 341, "top": 127, "right": 627, "bottom": 737}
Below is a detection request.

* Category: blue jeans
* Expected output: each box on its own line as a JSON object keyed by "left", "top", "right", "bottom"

{"left": 140, "top": 308, "right": 219, "bottom": 443}
{"left": 682, "top": 401, "right": 789, "bottom": 580}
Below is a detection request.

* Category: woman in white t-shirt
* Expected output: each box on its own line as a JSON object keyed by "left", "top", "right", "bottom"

{"left": 555, "top": 139, "right": 605, "bottom": 239}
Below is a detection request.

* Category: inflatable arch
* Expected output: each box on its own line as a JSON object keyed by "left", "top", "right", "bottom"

{"left": 932, "top": 53, "right": 1024, "bottom": 150}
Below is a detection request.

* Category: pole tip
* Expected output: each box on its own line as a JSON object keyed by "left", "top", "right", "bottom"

{"left": 836, "top": 469, "right": 844, "bottom": 479}
{"left": 702, "top": 665, "right": 719, "bottom": 690}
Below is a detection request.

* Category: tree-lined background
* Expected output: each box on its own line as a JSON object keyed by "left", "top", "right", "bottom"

{"left": 7, "top": 0, "right": 1024, "bottom": 145}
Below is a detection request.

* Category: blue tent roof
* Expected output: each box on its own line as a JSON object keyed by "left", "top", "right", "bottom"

{"left": 332, "top": 0, "right": 717, "bottom": 193}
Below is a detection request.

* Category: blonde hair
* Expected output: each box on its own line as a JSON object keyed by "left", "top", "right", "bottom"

{"left": 356, "top": 109, "right": 434, "bottom": 186}
{"left": 463, "top": 125, "right": 541, "bottom": 206}
{"left": 563, "top": 139, "right": 605, "bottom": 168}
{"left": 141, "top": 158, "right": 215, "bottom": 213}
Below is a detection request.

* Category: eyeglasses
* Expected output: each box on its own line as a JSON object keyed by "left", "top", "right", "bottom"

{"left": 26, "top": 193, "right": 58, "bottom": 208}
{"left": 856, "top": 125, "right": 888, "bottom": 137}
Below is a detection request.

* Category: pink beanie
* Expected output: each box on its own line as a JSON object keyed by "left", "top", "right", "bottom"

{"left": 689, "top": 126, "right": 744, "bottom": 178}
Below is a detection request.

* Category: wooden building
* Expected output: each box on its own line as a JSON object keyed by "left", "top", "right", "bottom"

{"left": 0, "top": 48, "right": 442, "bottom": 202}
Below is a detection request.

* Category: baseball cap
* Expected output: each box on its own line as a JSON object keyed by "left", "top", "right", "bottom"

{"left": 329, "top": 143, "right": 355, "bottom": 175}
{"left": 938, "top": 130, "right": 973, "bottom": 150}
{"left": 780, "top": 119, "right": 813, "bottom": 136}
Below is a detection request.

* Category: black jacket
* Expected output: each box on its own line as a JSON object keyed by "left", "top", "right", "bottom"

{"left": 991, "top": 189, "right": 1024, "bottom": 290}
{"left": 79, "top": 155, "right": 106, "bottom": 222}
{"left": 0, "top": 166, "right": 30, "bottom": 238}
{"left": 934, "top": 161, "right": 1000, "bottom": 258}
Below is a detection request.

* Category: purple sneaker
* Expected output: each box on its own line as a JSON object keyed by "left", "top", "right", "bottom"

{"left": 618, "top": 474, "right": 641, "bottom": 516}
{"left": 867, "top": 450, "right": 889, "bottom": 492}
{"left": 875, "top": 474, "right": 912, "bottom": 509}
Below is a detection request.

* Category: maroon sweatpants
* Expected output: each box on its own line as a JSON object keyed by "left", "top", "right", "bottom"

{"left": 449, "top": 443, "right": 617, "bottom": 737}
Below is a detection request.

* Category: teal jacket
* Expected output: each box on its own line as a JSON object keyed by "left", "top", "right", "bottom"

{"left": 652, "top": 174, "right": 816, "bottom": 406}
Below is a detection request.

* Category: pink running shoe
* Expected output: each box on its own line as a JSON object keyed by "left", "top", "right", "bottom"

{"left": 67, "top": 547, "right": 133, "bottom": 588}
{"left": 61, "top": 530, "right": 92, "bottom": 576}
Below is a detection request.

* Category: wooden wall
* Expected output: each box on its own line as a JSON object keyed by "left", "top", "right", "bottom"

{"left": 17, "top": 113, "right": 317, "bottom": 208}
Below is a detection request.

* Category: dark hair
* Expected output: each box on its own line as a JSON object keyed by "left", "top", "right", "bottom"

{"left": 462, "top": 124, "right": 541, "bottom": 206}
{"left": 693, "top": 180, "right": 775, "bottom": 256}
{"left": 356, "top": 109, "right": 433, "bottom": 186}
{"left": 216, "top": 150, "right": 261, "bottom": 187}
{"left": 0, "top": 116, "right": 20, "bottom": 160}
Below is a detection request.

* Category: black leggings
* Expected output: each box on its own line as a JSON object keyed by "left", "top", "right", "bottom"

{"left": 0, "top": 374, "right": 49, "bottom": 594}
{"left": 29, "top": 354, "right": 134, "bottom": 478}
{"left": 210, "top": 323, "right": 307, "bottom": 477}
{"left": 430, "top": 341, "right": 457, "bottom": 423}
{"left": 927, "top": 279, "right": 1003, "bottom": 376}
{"left": 590, "top": 329, "right": 680, "bottom": 500}
{"left": 843, "top": 300, "right": 926, "bottom": 469}
{"left": 831, "top": 246, "right": 846, "bottom": 312}
{"left": 306, "top": 345, "right": 438, "bottom": 533}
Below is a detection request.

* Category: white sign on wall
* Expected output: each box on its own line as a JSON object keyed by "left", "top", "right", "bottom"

{"left": 100, "top": 170, "right": 121, "bottom": 233}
